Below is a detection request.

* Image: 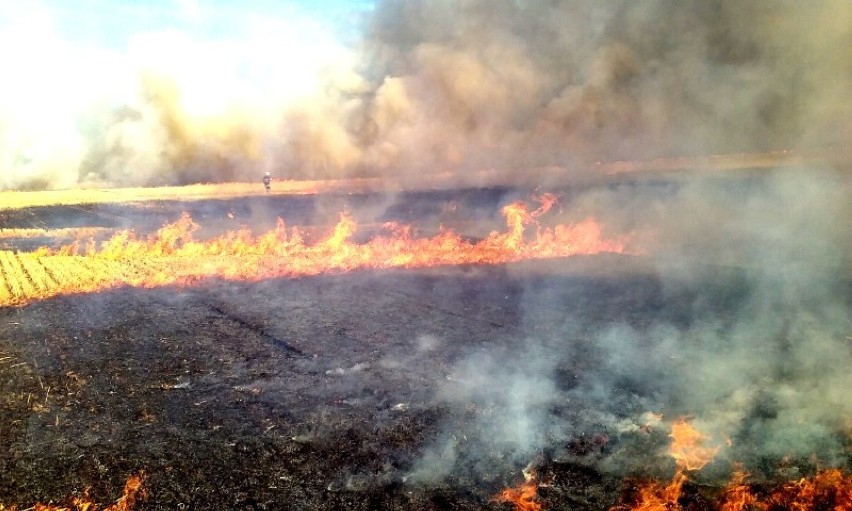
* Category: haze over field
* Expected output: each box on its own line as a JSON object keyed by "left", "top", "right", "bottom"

{"left": 1, "top": 2, "right": 852, "bottom": 501}
{"left": 1, "top": 0, "right": 850, "bottom": 191}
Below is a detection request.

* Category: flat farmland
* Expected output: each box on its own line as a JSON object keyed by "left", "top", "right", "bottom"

{"left": 0, "top": 184, "right": 850, "bottom": 510}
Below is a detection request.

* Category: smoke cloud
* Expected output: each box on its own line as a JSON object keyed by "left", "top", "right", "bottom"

{"left": 409, "top": 167, "right": 852, "bottom": 483}
{"left": 362, "top": 1, "right": 852, "bottom": 477}
{"left": 2, "top": 0, "right": 850, "bottom": 491}
{"left": 355, "top": 0, "right": 852, "bottom": 182}
{"left": 3, "top": 1, "right": 851, "bottom": 190}
{"left": 0, "top": 1, "right": 364, "bottom": 190}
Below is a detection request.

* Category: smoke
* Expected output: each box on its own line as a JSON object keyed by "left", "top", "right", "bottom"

{"left": 0, "top": 1, "right": 365, "bottom": 190}
{"left": 3, "top": 0, "right": 851, "bottom": 190}
{"left": 407, "top": 344, "right": 559, "bottom": 484}
{"left": 622, "top": 167, "right": 852, "bottom": 469}
{"left": 400, "top": 167, "right": 851, "bottom": 484}
{"left": 2, "top": 0, "right": 850, "bottom": 482}
{"left": 360, "top": 4, "right": 852, "bottom": 478}
{"left": 356, "top": 0, "right": 852, "bottom": 181}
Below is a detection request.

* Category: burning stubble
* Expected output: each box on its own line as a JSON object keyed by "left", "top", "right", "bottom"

{"left": 2, "top": 1, "right": 851, "bottom": 507}
{"left": 398, "top": 166, "right": 852, "bottom": 488}
{"left": 0, "top": 174, "right": 848, "bottom": 505}
{"left": 0, "top": 197, "right": 627, "bottom": 307}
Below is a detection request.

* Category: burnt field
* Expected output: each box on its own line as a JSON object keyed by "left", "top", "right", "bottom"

{"left": 1, "top": 181, "right": 851, "bottom": 510}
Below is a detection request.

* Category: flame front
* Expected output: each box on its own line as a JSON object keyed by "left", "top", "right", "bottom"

{"left": 614, "top": 419, "right": 852, "bottom": 511}
{"left": 766, "top": 468, "right": 852, "bottom": 511}
{"left": 0, "top": 473, "right": 144, "bottom": 511}
{"left": 718, "top": 469, "right": 764, "bottom": 511}
{"left": 621, "top": 472, "right": 688, "bottom": 511}
{"left": 0, "top": 199, "right": 628, "bottom": 307}
{"left": 717, "top": 468, "right": 852, "bottom": 511}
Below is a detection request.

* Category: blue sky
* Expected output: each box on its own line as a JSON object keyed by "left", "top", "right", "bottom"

{"left": 34, "top": 0, "right": 375, "bottom": 48}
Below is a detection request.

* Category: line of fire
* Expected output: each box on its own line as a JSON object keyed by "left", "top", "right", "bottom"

{"left": 2, "top": 2, "right": 852, "bottom": 510}
{"left": 2, "top": 152, "right": 850, "bottom": 509}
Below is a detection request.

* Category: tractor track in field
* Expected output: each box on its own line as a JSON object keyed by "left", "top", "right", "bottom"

{"left": 205, "top": 301, "right": 308, "bottom": 359}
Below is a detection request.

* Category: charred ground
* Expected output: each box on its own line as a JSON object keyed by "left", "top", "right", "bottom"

{"left": 0, "top": 185, "right": 849, "bottom": 510}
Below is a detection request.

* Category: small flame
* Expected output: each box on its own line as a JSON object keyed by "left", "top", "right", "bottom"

{"left": 612, "top": 418, "right": 720, "bottom": 510}
{"left": 613, "top": 417, "right": 852, "bottom": 511}
{"left": 717, "top": 468, "right": 852, "bottom": 511}
{"left": 494, "top": 470, "right": 542, "bottom": 511}
{"left": 0, "top": 473, "right": 144, "bottom": 511}
{"left": 717, "top": 469, "right": 765, "bottom": 511}
{"left": 619, "top": 471, "right": 688, "bottom": 511}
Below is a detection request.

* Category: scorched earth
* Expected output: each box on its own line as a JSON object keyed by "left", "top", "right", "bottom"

{"left": 0, "top": 183, "right": 850, "bottom": 510}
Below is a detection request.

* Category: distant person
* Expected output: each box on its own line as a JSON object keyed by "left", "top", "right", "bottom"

{"left": 262, "top": 172, "right": 272, "bottom": 192}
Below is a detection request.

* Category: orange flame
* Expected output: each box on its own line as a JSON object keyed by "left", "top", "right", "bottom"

{"left": 767, "top": 468, "right": 852, "bottom": 511}
{"left": 612, "top": 418, "right": 720, "bottom": 510}
{"left": 614, "top": 417, "right": 852, "bottom": 511}
{"left": 669, "top": 419, "right": 720, "bottom": 472}
{"left": 717, "top": 468, "right": 852, "bottom": 511}
{"left": 618, "top": 471, "right": 688, "bottom": 511}
{"left": 717, "top": 469, "right": 766, "bottom": 511}
{"left": 494, "top": 470, "right": 542, "bottom": 511}
{"left": 1, "top": 473, "right": 144, "bottom": 511}
{"left": 0, "top": 198, "right": 629, "bottom": 307}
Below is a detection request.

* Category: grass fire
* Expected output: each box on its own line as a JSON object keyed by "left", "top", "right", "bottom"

{"left": 0, "top": 195, "right": 627, "bottom": 308}
{"left": 611, "top": 420, "right": 852, "bottom": 511}
{"left": 0, "top": 474, "right": 144, "bottom": 511}
{"left": 2, "top": 1, "right": 852, "bottom": 510}
{"left": 1, "top": 170, "right": 849, "bottom": 509}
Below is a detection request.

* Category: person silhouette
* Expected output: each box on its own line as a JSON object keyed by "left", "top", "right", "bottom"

{"left": 262, "top": 172, "right": 272, "bottom": 192}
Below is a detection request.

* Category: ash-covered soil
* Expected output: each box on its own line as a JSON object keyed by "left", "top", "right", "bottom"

{"left": 1, "top": 185, "right": 850, "bottom": 510}
{"left": 0, "top": 255, "right": 758, "bottom": 510}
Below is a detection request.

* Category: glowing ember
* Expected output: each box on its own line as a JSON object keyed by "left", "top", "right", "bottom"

{"left": 0, "top": 198, "right": 629, "bottom": 307}
{"left": 0, "top": 473, "right": 144, "bottom": 511}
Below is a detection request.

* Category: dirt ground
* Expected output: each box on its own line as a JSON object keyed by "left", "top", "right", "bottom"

{"left": 0, "top": 186, "right": 849, "bottom": 510}
{"left": 0, "top": 258, "right": 635, "bottom": 509}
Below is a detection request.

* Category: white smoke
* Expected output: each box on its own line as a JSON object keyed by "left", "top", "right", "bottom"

{"left": 0, "top": 0, "right": 365, "bottom": 190}
{"left": 403, "top": 167, "right": 852, "bottom": 482}
{"left": 3, "top": 1, "right": 851, "bottom": 190}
